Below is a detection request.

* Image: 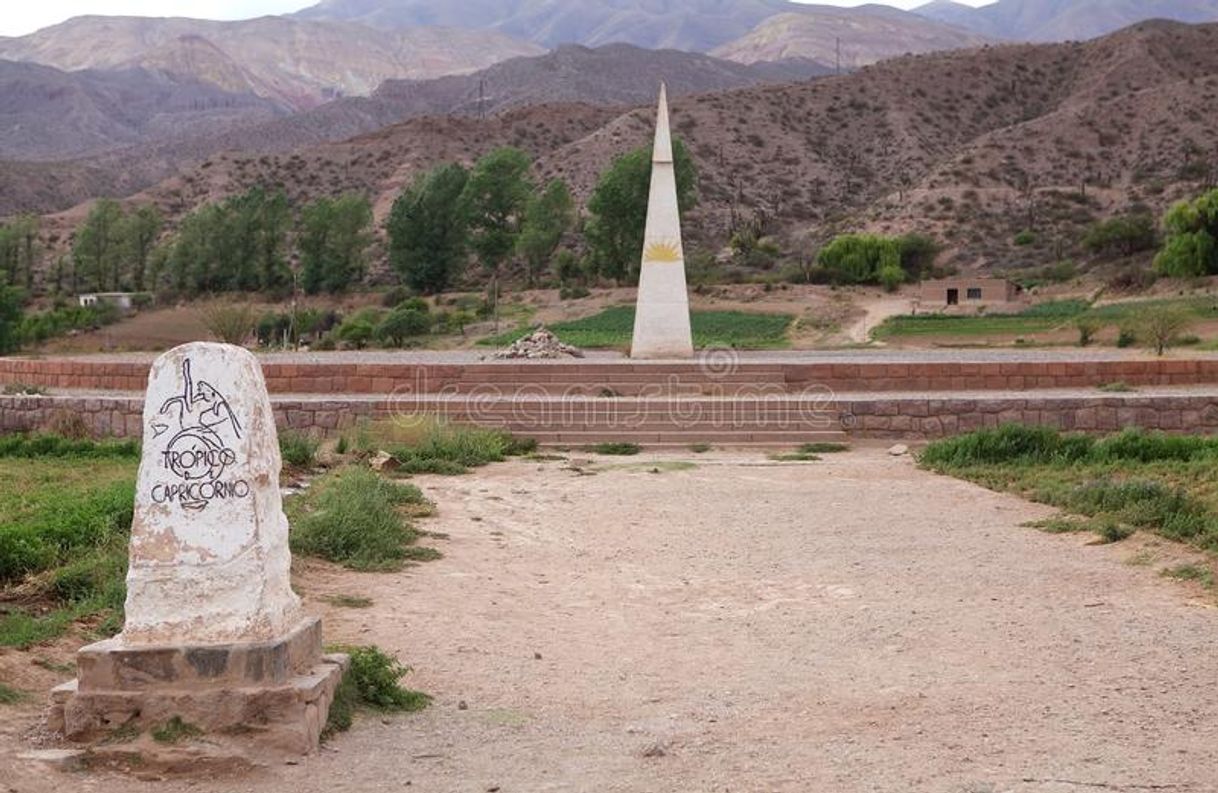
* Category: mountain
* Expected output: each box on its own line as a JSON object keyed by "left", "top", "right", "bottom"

{"left": 711, "top": 7, "right": 994, "bottom": 68}
{"left": 76, "top": 20, "right": 1218, "bottom": 278}
{"left": 0, "top": 60, "right": 283, "bottom": 161}
{"left": 295, "top": 0, "right": 802, "bottom": 51}
{"left": 0, "top": 15, "right": 543, "bottom": 111}
{"left": 0, "top": 44, "right": 827, "bottom": 215}
{"left": 914, "top": 0, "right": 1218, "bottom": 41}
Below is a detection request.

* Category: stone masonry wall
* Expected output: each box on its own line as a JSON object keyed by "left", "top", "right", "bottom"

{"left": 4, "top": 393, "right": 1217, "bottom": 441}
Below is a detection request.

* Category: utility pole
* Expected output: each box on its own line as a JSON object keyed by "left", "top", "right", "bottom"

{"left": 836, "top": 37, "right": 841, "bottom": 76}
{"left": 479, "top": 79, "right": 486, "bottom": 120}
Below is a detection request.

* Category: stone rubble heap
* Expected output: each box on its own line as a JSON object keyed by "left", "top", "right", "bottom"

{"left": 494, "top": 327, "right": 584, "bottom": 359}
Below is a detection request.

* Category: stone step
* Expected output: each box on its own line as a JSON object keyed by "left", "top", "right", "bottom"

{"left": 519, "top": 429, "right": 851, "bottom": 445}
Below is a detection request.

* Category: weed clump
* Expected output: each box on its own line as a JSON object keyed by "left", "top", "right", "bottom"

{"left": 324, "top": 645, "right": 430, "bottom": 737}
{"left": 279, "top": 430, "right": 321, "bottom": 468}
{"left": 589, "top": 442, "right": 641, "bottom": 456}
{"left": 288, "top": 467, "right": 436, "bottom": 571}
{"left": 151, "top": 716, "right": 203, "bottom": 744}
{"left": 353, "top": 419, "right": 536, "bottom": 474}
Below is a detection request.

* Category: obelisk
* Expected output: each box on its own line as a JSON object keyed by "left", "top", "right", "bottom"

{"left": 630, "top": 83, "right": 694, "bottom": 359}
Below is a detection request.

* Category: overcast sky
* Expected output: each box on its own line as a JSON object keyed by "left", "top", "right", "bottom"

{"left": 0, "top": 0, "right": 995, "bottom": 37}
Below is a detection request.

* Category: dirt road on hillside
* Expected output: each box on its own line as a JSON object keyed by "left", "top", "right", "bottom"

{"left": 4, "top": 450, "right": 1218, "bottom": 792}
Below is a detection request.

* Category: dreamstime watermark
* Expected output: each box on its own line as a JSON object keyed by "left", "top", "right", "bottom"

{"left": 381, "top": 348, "right": 856, "bottom": 433}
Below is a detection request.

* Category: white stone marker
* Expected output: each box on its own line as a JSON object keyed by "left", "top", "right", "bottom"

{"left": 122, "top": 342, "right": 302, "bottom": 645}
{"left": 630, "top": 83, "right": 694, "bottom": 359}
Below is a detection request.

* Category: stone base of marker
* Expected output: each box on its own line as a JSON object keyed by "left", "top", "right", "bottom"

{"left": 48, "top": 617, "right": 347, "bottom": 757}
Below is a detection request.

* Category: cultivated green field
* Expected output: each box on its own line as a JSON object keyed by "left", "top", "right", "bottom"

{"left": 874, "top": 297, "right": 1218, "bottom": 342}
{"left": 482, "top": 306, "right": 794, "bottom": 349}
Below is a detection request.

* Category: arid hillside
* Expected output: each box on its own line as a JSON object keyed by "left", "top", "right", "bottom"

{"left": 0, "top": 60, "right": 284, "bottom": 161}
{"left": 712, "top": 7, "right": 994, "bottom": 68}
{"left": 28, "top": 21, "right": 1218, "bottom": 280}
{"left": 0, "top": 45, "right": 827, "bottom": 216}
{"left": 0, "top": 15, "right": 543, "bottom": 111}
{"left": 916, "top": 0, "right": 1218, "bottom": 42}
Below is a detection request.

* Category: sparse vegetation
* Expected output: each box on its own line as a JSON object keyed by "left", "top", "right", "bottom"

{"left": 321, "top": 594, "right": 374, "bottom": 609}
{"left": 279, "top": 430, "right": 321, "bottom": 468}
{"left": 325, "top": 645, "right": 430, "bottom": 736}
{"left": 200, "top": 302, "right": 258, "bottom": 345}
{"left": 287, "top": 467, "right": 437, "bottom": 571}
{"left": 1160, "top": 564, "right": 1215, "bottom": 588}
{"left": 151, "top": 716, "right": 203, "bottom": 744}
{"left": 921, "top": 425, "right": 1218, "bottom": 551}
{"left": 589, "top": 442, "right": 641, "bottom": 456}
{"left": 0, "top": 683, "right": 28, "bottom": 705}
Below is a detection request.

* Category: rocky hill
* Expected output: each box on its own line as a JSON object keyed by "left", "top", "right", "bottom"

{"left": 294, "top": 0, "right": 798, "bottom": 51}
{"left": 0, "top": 44, "right": 827, "bottom": 215}
{"left": 0, "top": 60, "right": 284, "bottom": 161}
{"left": 0, "top": 15, "right": 543, "bottom": 111}
{"left": 711, "top": 7, "right": 994, "bottom": 68}
{"left": 915, "top": 0, "right": 1218, "bottom": 41}
{"left": 69, "top": 20, "right": 1214, "bottom": 280}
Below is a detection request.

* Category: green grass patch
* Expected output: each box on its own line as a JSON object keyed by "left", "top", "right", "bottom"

{"left": 874, "top": 300, "right": 1090, "bottom": 339}
{"left": 151, "top": 716, "right": 203, "bottom": 744}
{"left": 1160, "top": 564, "right": 1215, "bottom": 588}
{"left": 321, "top": 594, "right": 374, "bottom": 609}
{"left": 921, "top": 425, "right": 1218, "bottom": 551}
{"left": 0, "top": 682, "right": 28, "bottom": 705}
{"left": 354, "top": 418, "right": 536, "bottom": 475}
{"left": 480, "top": 306, "right": 793, "bottom": 350}
{"left": 324, "top": 645, "right": 430, "bottom": 737}
{"left": 0, "top": 455, "right": 136, "bottom": 647}
{"left": 288, "top": 467, "right": 437, "bottom": 571}
{"left": 588, "top": 442, "right": 641, "bottom": 456}
{"left": 0, "top": 434, "right": 138, "bottom": 459}
{"left": 280, "top": 430, "right": 321, "bottom": 469}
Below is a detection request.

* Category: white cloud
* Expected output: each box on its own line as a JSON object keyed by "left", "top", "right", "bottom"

{"left": 0, "top": 0, "right": 997, "bottom": 38}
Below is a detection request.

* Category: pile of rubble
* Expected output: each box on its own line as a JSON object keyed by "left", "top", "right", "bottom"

{"left": 493, "top": 326, "right": 584, "bottom": 359}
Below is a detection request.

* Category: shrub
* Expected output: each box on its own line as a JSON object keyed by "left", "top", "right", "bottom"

{"left": 1083, "top": 214, "right": 1157, "bottom": 258}
{"left": 1074, "top": 315, "right": 1103, "bottom": 347}
{"left": 279, "top": 430, "right": 320, "bottom": 468}
{"left": 589, "top": 442, "right": 641, "bottom": 456}
{"left": 376, "top": 307, "right": 431, "bottom": 347}
{"left": 325, "top": 645, "right": 430, "bottom": 736}
{"left": 288, "top": 467, "right": 433, "bottom": 571}
{"left": 920, "top": 424, "right": 1094, "bottom": 467}
{"left": 201, "top": 303, "right": 257, "bottom": 345}
{"left": 1136, "top": 305, "right": 1194, "bottom": 355}
{"left": 1013, "top": 230, "right": 1037, "bottom": 246}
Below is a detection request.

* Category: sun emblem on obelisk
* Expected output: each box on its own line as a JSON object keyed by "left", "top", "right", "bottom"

{"left": 643, "top": 240, "right": 682, "bottom": 263}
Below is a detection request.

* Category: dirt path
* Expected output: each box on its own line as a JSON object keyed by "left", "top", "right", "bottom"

{"left": 5, "top": 450, "right": 1218, "bottom": 791}
{"left": 840, "top": 295, "right": 912, "bottom": 344}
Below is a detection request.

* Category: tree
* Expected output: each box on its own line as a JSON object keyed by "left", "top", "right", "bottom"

{"left": 1137, "top": 305, "right": 1194, "bottom": 356}
{"left": 461, "top": 147, "right": 534, "bottom": 277}
{"left": 120, "top": 205, "right": 161, "bottom": 292}
{"left": 585, "top": 138, "right": 697, "bottom": 283}
{"left": 167, "top": 188, "right": 291, "bottom": 295}
{"left": 299, "top": 195, "right": 374, "bottom": 294}
{"left": 517, "top": 179, "right": 575, "bottom": 286}
{"left": 376, "top": 306, "right": 431, "bottom": 347}
{"left": 1154, "top": 189, "right": 1218, "bottom": 277}
{"left": 817, "top": 234, "right": 902, "bottom": 285}
{"left": 73, "top": 199, "right": 125, "bottom": 291}
{"left": 1082, "top": 214, "right": 1156, "bottom": 259}
{"left": 388, "top": 163, "right": 469, "bottom": 294}
{"left": 0, "top": 285, "right": 22, "bottom": 354}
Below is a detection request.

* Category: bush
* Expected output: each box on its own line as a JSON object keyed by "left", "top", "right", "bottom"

{"left": 279, "top": 430, "right": 320, "bottom": 468}
{"left": 1075, "top": 316, "right": 1103, "bottom": 347}
{"left": 1083, "top": 214, "right": 1157, "bottom": 258}
{"left": 376, "top": 307, "right": 431, "bottom": 347}
{"left": 288, "top": 467, "right": 433, "bottom": 571}
{"left": 590, "top": 442, "right": 641, "bottom": 456}
{"left": 1136, "top": 305, "right": 1194, "bottom": 356}
{"left": 324, "top": 645, "right": 430, "bottom": 736}
{"left": 201, "top": 303, "right": 257, "bottom": 345}
{"left": 920, "top": 424, "right": 1095, "bottom": 467}
{"left": 1013, "top": 230, "right": 1037, "bottom": 246}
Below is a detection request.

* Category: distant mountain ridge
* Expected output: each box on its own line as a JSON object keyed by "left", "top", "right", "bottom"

{"left": 712, "top": 7, "right": 994, "bottom": 68}
{"left": 0, "top": 15, "right": 543, "bottom": 110}
{"left": 914, "top": 0, "right": 1218, "bottom": 41}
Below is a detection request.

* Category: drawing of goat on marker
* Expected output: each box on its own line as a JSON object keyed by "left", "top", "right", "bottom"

{"left": 151, "top": 358, "right": 244, "bottom": 511}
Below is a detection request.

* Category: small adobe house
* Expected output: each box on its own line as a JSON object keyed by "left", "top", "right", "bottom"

{"left": 917, "top": 277, "right": 1022, "bottom": 310}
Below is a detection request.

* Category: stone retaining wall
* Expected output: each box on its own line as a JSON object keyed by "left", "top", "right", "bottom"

{"left": 3, "top": 357, "right": 1218, "bottom": 395}
{"left": 5, "top": 392, "right": 1216, "bottom": 441}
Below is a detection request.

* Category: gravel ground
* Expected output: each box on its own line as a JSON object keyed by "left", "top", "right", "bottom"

{"left": 3, "top": 450, "right": 1217, "bottom": 792}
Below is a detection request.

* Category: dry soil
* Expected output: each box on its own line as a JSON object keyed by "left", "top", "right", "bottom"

{"left": 4, "top": 449, "right": 1218, "bottom": 792}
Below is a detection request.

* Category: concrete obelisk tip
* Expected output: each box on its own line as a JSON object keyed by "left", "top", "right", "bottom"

{"left": 630, "top": 82, "right": 694, "bottom": 359}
